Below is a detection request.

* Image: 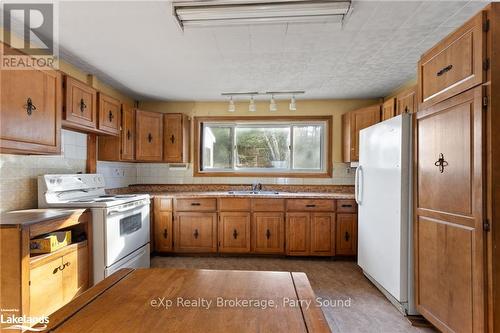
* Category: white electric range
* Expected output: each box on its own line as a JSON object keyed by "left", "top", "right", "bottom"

{"left": 38, "top": 174, "right": 150, "bottom": 284}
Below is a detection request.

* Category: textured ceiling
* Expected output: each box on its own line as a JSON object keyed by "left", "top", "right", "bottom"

{"left": 56, "top": 1, "right": 490, "bottom": 101}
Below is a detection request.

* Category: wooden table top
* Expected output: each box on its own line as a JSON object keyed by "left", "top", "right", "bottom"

{"left": 41, "top": 268, "right": 330, "bottom": 333}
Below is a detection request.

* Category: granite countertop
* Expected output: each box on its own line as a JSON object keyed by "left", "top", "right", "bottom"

{"left": 147, "top": 191, "right": 355, "bottom": 200}
{"left": 0, "top": 208, "right": 88, "bottom": 226}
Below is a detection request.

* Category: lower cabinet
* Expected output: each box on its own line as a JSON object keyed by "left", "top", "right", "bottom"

{"left": 218, "top": 212, "right": 251, "bottom": 253}
{"left": 286, "top": 213, "right": 310, "bottom": 255}
{"left": 286, "top": 212, "right": 335, "bottom": 256}
{"left": 174, "top": 212, "right": 217, "bottom": 253}
{"left": 336, "top": 213, "right": 358, "bottom": 256}
{"left": 251, "top": 212, "right": 285, "bottom": 254}
{"left": 30, "top": 242, "right": 89, "bottom": 318}
{"left": 310, "top": 213, "right": 335, "bottom": 256}
{"left": 154, "top": 197, "right": 173, "bottom": 252}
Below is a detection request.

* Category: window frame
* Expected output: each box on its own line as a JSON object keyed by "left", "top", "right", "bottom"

{"left": 194, "top": 116, "right": 333, "bottom": 178}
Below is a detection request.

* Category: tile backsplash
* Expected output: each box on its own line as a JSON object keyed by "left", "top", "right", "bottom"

{"left": 96, "top": 161, "right": 137, "bottom": 189}
{"left": 0, "top": 130, "right": 87, "bottom": 213}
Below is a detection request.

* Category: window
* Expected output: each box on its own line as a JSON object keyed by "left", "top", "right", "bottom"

{"left": 196, "top": 117, "right": 331, "bottom": 177}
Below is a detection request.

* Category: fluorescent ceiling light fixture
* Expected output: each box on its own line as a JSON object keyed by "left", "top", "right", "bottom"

{"left": 173, "top": 0, "right": 351, "bottom": 28}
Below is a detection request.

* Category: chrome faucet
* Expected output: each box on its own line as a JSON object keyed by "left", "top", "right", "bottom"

{"left": 251, "top": 182, "right": 263, "bottom": 193}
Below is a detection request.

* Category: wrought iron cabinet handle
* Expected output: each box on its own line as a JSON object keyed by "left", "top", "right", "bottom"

{"left": 25, "top": 97, "right": 37, "bottom": 116}
{"left": 233, "top": 229, "right": 238, "bottom": 239}
{"left": 193, "top": 229, "right": 199, "bottom": 239}
{"left": 434, "top": 153, "right": 448, "bottom": 173}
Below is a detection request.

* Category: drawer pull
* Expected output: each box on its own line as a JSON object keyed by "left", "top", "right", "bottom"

{"left": 191, "top": 202, "right": 201, "bottom": 206}
{"left": 233, "top": 229, "right": 238, "bottom": 239}
{"left": 25, "top": 97, "right": 37, "bottom": 116}
{"left": 344, "top": 232, "right": 350, "bottom": 242}
{"left": 306, "top": 204, "right": 316, "bottom": 208}
{"left": 108, "top": 110, "right": 114, "bottom": 122}
{"left": 266, "top": 229, "right": 271, "bottom": 239}
{"left": 193, "top": 229, "right": 199, "bottom": 239}
{"left": 79, "top": 98, "right": 87, "bottom": 112}
{"left": 341, "top": 204, "right": 353, "bottom": 208}
{"left": 436, "top": 64, "right": 453, "bottom": 77}
{"left": 163, "top": 229, "right": 168, "bottom": 239}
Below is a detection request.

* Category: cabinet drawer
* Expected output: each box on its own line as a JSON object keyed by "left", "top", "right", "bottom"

{"left": 286, "top": 199, "right": 335, "bottom": 212}
{"left": 174, "top": 198, "right": 217, "bottom": 212}
{"left": 155, "top": 197, "right": 172, "bottom": 212}
{"left": 336, "top": 200, "right": 357, "bottom": 213}
{"left": 219, "top": 198, "right": 251, "bottom": 211}
{"left": 419, "top": 12, "right": 485, "bottom": 108}
{"left": 252, "top": 198, "right": 285, "bottom": 212}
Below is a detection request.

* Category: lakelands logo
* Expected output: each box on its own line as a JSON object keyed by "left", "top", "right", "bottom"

{"left": 2, "top": 2, "right": 59, "bottom": 70}
{"left": 1, "top": 314, "right": 49, "bottom": 331}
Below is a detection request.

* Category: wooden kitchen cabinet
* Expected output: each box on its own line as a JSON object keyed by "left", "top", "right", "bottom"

{"left": 218, "top": 212, "right": 251, "bottom": 253}
{"left": 396, "top": 86, "right": 416, "bottom": 115}
{"left": 336, "top": 213, "right": 357, "bottom": 256}
{"left": 62, "top": 76, "right": 97, "bottom": 131}
{"left": 154, "top": 197, "right": 173, "bottom": 252}
{"left": 251, "top": 212, "right": 285, "bottom": 254}
{"left": 381, "top": 98, "right": 396, "bottom": 121}
{"left": 174, "top": 212, "right": 217, "bottom": 253}
{"left": 98, "top": 104, "right": 136, "bottom": 161}
{"left": 163, "top": 113, "right": 190, "bottom": 163}
{"left": 0, "top": 68, "right": 61, "bottom": 154}
{"left": 135, "top": 110, "right": 163, "bottom": 161}
{"left": 286, "top": 213, "right": 310, "bottom": 255}
{"left": 342, "top": 104, "right": 381, "bottom": 162}
{"left": 97, "top": 93, "right": 121, "bottom": 135}
{"left": 310, "top": 213, "right": 335, "bottom": 256}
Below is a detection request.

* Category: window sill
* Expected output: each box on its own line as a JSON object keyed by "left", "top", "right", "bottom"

{"left": 193, "top": 170, "right": 332, "bottom": 178}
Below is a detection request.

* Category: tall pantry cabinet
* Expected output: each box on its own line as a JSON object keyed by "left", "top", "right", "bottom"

{"left": 414, "top": 4, "right": 499, "bottom": 333}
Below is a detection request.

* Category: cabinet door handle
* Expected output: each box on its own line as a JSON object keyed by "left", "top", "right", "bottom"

{"left": 108, "top": 110, "right": 114, "bottom": 122}
{"left": 434, "top": 153, "right": 448, "bottom": 173}
{"left": 232, "top": 229, "right": 239, "bottom": 239}
{"left": 344, "top": 232, "right": 350, "bottom": 242}
{"left": 193, "top": 229, "right": 199, "bottom": 239}
{"left": 306, "top": 204, "right": 316, "bottom": 208}
{"left": 127, "top": 130, "right": 131, "bottom": 140}
{"left": 148, "top": 133, "right": 153, "bottom": 143}
{"left": 25, "top": 97, "right": 37, "bottom": 116}
{"left": 266, "top": 229, "right": 271, "bottom": 239}
{"left": 79, "top": 98, "right": 87, "bottom": 112}
{"left": 404, "top": 106, "right": 409, "bottom": 114}
{"left": 191, "top": 202, "right": 201, "bottom": 206}
{"left": 163, "top": 229, "right": 168, "bottom": 239}
{"left": 436, "top": 64, "right": 453, "bottom": 77}
{"left": 170, "top": 134, "right": 175, "bottom": 144}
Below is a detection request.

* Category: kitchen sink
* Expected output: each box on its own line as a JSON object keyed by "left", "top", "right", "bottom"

{"left": 227, "top": 190, "right": 280, "bottom": 195}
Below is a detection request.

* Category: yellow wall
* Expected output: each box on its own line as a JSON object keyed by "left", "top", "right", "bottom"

{"left": 140, "top": 99, "right": 380, "bottom": 163}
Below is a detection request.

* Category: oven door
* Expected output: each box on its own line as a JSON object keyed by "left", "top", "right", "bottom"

{"left": 105, "top": 201, "right": 150, "bottom": 267}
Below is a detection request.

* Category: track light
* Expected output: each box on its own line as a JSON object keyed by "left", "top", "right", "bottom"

{"left": 269, "top": 95, "right": 277, "bottom": 112}
{"left": 228, "top": 96, "right": 235, "bottom": 112}
{"left": 249, "top": 96, "right": 256, "bottom": 112}
{"left": 289, "top": 95, "right": 297, "bottom": 111}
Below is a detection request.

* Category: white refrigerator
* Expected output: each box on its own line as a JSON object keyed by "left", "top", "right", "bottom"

{"left": 356, "top": 113, "right": 418, "bottom": 316}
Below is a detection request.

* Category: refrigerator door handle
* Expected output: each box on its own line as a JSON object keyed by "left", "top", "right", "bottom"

{"left": 355, "top": 165, "right": 363, "bottom": 205}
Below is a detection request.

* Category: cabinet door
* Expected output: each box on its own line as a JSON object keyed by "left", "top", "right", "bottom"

{"left": 63, "top": 76, "right": 97, "bottom": 129}
{"left": 1, "top": 69, "right": 61, "bottom": 154}
{"left": 121, "top": 104, "right": 135, "bottom": 161}
{"left": 174, "top": 212, "right": 217, "bottom": 253}
{"left": 397, "top": 87, "right": 416, "bottom": 115}
{"left": 154, "top": 211, "right": 173, "bottom": 252}
{"left": 252, "top": 212, "right": 284, "bottom": 254}
{"left": 62, "top": 244, "right": 89, "bottom": 303}
{"left": 164, "top": 113, "right": 189, "bottom": 163}
{"left": 136, "top": 110, "right": 163, "bottom": 161}
{"left": 218, "top": 212, "right": 251, "bottom": 253}
{"left": 97, "top": 93, "right": 121, "bottom": 135}
{"left": 343, "top": 104, "right": 381, "bottom": 162}
{"left": 30, "top": 257, "right": 64, "bottom": 318}
{"left": 415, "top": 87, "right": 484, "bottom": 333}
{"left": 310, "top": 213, "right": 335, "bottom": 256}
{"left": 286, "top": 213, "right": 310, "bottom": 255}
{"left": 336, "top": 213, "right": 357, "bottom": 256}
{"left": 382, "top": 98, "right": 396, "bottom": 121}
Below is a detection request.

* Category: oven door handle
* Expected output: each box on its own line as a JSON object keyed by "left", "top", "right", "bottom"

{"left": 107, "top": 204, "right": 147, "bottom": 216}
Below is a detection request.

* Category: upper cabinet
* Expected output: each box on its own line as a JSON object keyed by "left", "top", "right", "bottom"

{"left": 98, "top": 104, "right": 135, "bottom": 161}
{"left": 342, "top": 104, "right": 381, "bottom": 162}
{"left": 136, "top": 110, "right": 163, "bottom": 161}
{"left": 396, "top": 86, "right": 416, "bottom": 115}
{"left": 163, "top": 113, "right": 190, "bottom": 163}
{"left": 62, "top": 76, "right": 97, "bottom": 131}
{"left": 97, "top": 93, "right": 121, "bottom": 135}
{"left": 418, "top": 11, "right": 486, "bottom": 109}
{"left": 0, "top": 69, "right": 61, "bottom": 154}
{"left": 382, "top": 98, "right": 396, "bottom": 121}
